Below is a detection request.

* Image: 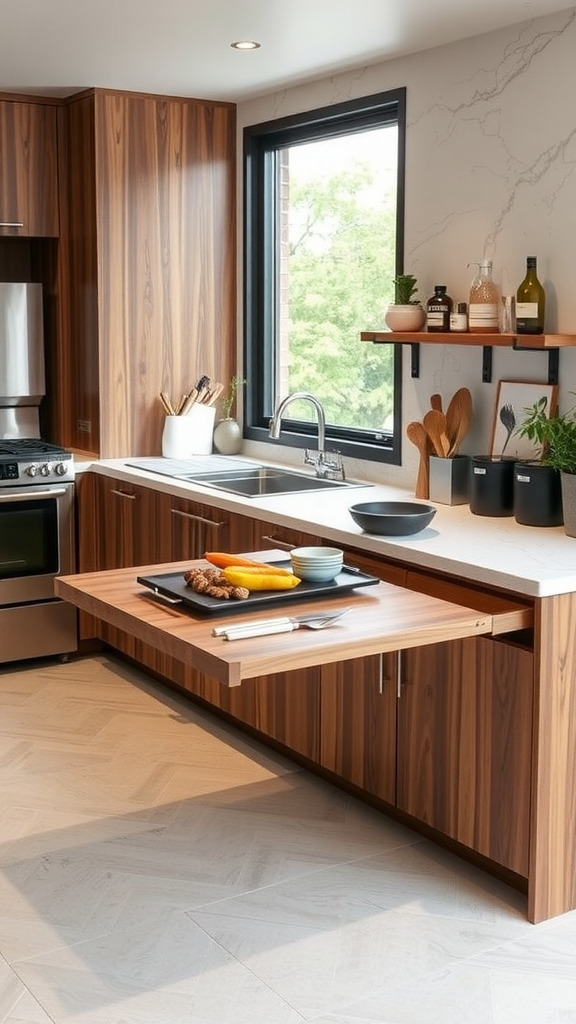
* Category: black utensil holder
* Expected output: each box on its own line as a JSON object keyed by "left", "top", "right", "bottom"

{"left": 513, "top": 462, "right": 563, "bottom": 527}
{"left": 470, "top": 456, "right": 515, "bottom": 517}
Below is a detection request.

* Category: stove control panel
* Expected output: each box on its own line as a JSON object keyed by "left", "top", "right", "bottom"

{"left": 0, "top": 459, "right": 75, "bottom": 486}
{"left": 24, "top": 461, "right": 74, "bottom": 482}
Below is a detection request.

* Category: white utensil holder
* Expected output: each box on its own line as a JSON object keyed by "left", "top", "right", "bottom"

{"left": 161, "top": 404, "right": 216, "bottom": 458}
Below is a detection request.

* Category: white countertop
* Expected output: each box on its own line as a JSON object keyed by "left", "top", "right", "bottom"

{"left": 79, "top": 455, "right": 576, "bottom": 598}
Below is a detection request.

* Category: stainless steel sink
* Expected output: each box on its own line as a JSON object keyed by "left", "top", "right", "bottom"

{"left": 176, "top": 466, "right": 367, "bottom": 497}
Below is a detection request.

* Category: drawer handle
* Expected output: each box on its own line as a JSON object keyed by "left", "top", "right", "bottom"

{"left": 170, "top": 508, "right": 224, "bottom": 527}
{"left": 0, "top": 221, "right": 25, "bottom": 228}
{"left": 110, "top": 489, "right": 137, "bottom": 500}
{"left": 261, "top": 534, "right": 293, "bottom": 550}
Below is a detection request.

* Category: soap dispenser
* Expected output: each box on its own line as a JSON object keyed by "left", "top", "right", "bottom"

{"left": 467, "top": 261, "right": 500, "bottom": 333}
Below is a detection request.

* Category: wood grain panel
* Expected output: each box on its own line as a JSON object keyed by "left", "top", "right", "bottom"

{"left": 320, "top": 655, "right": 397, "bottom": 803}
{"left": 94, "top": 91, "right": 236, "bottom": 458}
{"left": 0, "top": 98, "right": 59, "bottom": 236}
{"left": 529, "top": 592, "right": 576, "bottom": 922}
{"left": 398, "top": 636, "right": 533, "bottom": 877}
{"left": 473, "top": 636, "right": 533, "bottom": 876}
{"left": 55, "top": 89, "right": 236, "bottom": 457}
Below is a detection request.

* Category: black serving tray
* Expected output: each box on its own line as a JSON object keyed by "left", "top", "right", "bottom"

{"left": 137, "top": 560, "right": 379, "bottom": 617}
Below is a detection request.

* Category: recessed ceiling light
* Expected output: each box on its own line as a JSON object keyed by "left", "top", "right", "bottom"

{"left": 231, "top": 40, "right": 261, "bottom": 51}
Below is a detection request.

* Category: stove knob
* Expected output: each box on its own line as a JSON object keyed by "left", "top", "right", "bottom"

{"left": 40, "top": 463, "right": 50, "bottom": 477}
{"left": 26, "top": 464, "right": 38, "bottom": 477}
{"left": 54, "top": 462, "right": 68, "bottom": 476}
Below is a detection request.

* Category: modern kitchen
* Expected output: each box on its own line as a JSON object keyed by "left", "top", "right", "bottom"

{"left": 2, "top": 2, "right": 576, "bottom": 1022}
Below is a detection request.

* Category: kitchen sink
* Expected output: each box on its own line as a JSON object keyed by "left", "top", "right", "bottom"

{"left": 176, "top": 466, "right": 368, "bottom": 498}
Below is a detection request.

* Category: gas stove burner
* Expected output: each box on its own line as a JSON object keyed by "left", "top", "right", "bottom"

{"left": 0, "top": 437, "right": 71, "bottom": 458}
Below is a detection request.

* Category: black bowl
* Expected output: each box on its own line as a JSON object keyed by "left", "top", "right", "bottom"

{"left": 348, "top": 500, "right": 436, "bottom": 536}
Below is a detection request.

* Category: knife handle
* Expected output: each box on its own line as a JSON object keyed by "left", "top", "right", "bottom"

{"left": 223, "top": 621, "right": 296, "bottom": 641}
{"left": 212, "top": 616, "right": 291, "bottom": 636}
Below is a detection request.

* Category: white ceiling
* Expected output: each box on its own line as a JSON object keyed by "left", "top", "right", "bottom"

{"left": 1, "top": 0, "right": 574, "bottom": 103}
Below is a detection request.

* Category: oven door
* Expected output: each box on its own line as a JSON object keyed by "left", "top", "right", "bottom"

{"left": 0, "top": 483, "right": 75, "bottom": 607}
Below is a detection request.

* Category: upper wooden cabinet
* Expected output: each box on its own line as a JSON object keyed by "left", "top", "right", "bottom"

{"left": 54, "top": 89, "right": 237, "bottom": 458}
{"left": 0, "top": 99, "right": 59, "bottom": 237}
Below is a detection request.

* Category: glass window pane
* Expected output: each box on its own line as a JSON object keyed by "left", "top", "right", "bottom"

{"left": 277, "top": 126, "right": 397, "bottom": 436}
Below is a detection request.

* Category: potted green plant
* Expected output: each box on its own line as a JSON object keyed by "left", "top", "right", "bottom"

{"left": 517, "top": 395, "right": 576, "bottom": 532}
{"left": 385, "top": 274, "right": 426, "bottom": 332}
{"left": 213, "top": 375, "right": 246, "bottom": 455}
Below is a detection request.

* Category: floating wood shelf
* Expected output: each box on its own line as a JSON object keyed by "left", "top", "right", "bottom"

{"left": 360, "top": 331, "right": 576, "bottom": 384}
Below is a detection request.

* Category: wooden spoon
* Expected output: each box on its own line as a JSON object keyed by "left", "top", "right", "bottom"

{"left": 406, "top": 421, "right": 430, "bottom": 498}
{"left": 423, "top": 409, "right": 450, "bottom": 457}
{"left": 446, "top": 388, "right": 473, "bottom": 456}
{"left": 430, "top": 393, "right": 443, "bottom": 413}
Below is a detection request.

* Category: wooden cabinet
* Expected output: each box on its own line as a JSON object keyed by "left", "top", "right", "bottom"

{"left": 0, "top": 98, "right": 59, "bottom": 237}
{"left": 53, "top": 89, "right": 236, "bottom": 458}
{"left": 320, "top": 655, "right": 396, "bottom": 803}
{"left": 77, "top": 475, "right": 535, "bottom": 878}
{"left": 251, "top": 518, "right": 322, "bottom": 553}
{"left": 397, "top": 635, "right": 533, "bottom": 876}
{"left": 155, "top": 491, "right": 258, "bottom": 563}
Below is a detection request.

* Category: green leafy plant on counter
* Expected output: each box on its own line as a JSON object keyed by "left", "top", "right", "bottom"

{"left": 518, "top": 394, "right": 576, "bottom": 473}
{"left": 392, "top": 274, "right": 420, "bottom": 305}
{"left": 221, "top": 375, "right": 246, "bottom": 419}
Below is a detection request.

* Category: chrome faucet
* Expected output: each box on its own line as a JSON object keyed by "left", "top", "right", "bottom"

{"left": 268, "top": 392, "right": 344, "bottom": 480}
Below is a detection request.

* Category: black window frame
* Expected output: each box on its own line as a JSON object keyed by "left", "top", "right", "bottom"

{"left": 243, "top": 87, "right": 406, "bottom": 465}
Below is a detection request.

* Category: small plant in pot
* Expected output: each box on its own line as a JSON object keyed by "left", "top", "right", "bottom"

{"left": 385, "top": 274, "right": 426, "bottom": 332}
{"left": 517, "top": 395, "right": 576, "bottom": 532}
{"left": 213, "top": 375, "right": 246, "bottom": 455}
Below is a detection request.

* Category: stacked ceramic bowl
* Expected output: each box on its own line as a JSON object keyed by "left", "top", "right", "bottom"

{"left": 290, "top": 546, "right": 344, "bottom": 582}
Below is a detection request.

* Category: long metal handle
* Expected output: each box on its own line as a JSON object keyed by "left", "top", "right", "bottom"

{"left": 110, "top": 489, "right": 137, "bottom": 500}
{"left": 0, "top": 221, "right": 25, "bottom": 228}
{"left": 260, "top": 534, "right": 293, "bottom": 550}
{"left": 170, "top": 508, "right": 224, "bottom": 527}
{"left": 0, "top": 487, "right": 68, "bottom": 503}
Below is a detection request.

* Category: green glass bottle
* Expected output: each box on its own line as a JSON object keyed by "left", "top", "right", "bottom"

{"left": 516, "top": 257, "right": 545, "bottom": 335}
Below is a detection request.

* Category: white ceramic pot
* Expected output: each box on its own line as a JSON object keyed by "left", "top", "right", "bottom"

{"left": 384, "top": 304, "right": 426, "bottom": 332}
{"left": 213, "top": 417, "right": 242, "bottom": 455}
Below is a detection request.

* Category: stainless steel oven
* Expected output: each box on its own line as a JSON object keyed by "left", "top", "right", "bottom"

{"left": 0, "top": 439, "right": 77, "bottom": 664}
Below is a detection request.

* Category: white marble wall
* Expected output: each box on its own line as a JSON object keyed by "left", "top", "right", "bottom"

{"left": 237, "top": 7, "right": 576, "bottom": 488}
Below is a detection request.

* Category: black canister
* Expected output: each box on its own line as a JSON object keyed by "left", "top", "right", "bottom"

{"left": 513, "top": 462, "right": 563, "bottom": 527}
{"left": 469, "top": 456, "right": 515, "bottom": 516}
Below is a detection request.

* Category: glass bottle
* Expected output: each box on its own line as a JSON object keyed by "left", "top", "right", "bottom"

{"left": 516, "top": 257, "right": 545, "bottom": 335}
{"left": 426, "top": 285, "right": 453, "bottom": 332}
{"left": 468, "top": 260, "right": 500, "bottom": 333}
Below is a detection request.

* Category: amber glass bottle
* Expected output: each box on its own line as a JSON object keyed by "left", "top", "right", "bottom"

{"left": 426, "top": 285, "right": 452, "bottom": 332}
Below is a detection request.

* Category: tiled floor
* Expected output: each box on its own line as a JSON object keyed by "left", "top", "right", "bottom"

{"left": 1, "top": 652, "right": 575, "bottom": 1024}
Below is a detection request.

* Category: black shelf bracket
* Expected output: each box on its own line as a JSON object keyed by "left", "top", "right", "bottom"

{"left": 410, "top": 343, "right": 420, "bottom": 378}
{"left": 482, "top": 346, "right": 493, "bottom": 383}
{"left": 482, "top": 343, "right": 560, "bottom": 385}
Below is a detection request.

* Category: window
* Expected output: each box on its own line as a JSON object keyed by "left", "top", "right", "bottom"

{"left": 243, "top": 88, "right": 406, "bottom": 465}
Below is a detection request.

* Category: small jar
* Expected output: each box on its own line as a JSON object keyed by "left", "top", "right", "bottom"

{"left": 450, "top": 302, "right": 468, "bottom": 332}
{"left": 427, "top": 285, "right": 453, "bottom": 332}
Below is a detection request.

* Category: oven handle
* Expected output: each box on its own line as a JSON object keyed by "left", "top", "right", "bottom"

{"left": 0, "top": 487, "right": 70, "bottom": 503}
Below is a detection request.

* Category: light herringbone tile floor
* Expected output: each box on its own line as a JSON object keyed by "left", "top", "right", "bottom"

{"left": 1, "top": 652, "right": 575, "bottom": 1024}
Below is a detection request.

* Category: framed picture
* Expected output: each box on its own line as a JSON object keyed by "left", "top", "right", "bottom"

{"left": 490, "top": 380, "right": 558, "bottom": 459}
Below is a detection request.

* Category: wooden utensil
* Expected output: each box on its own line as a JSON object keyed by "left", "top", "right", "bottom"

{"left": 430, "top": 393, "right": 443, "bottom": 413}
{"left": 423, "top": 409, "right": 450, "bottom": 457}
{"left": 406, "top": 421, "right": 430, "bottom": 498}
{"left": 446, "top": 387, "right": 473, "bottom": 456}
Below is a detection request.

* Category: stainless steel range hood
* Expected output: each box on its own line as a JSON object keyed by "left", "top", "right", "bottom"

{"left": 0, "top": 282, "right": 45, "bottom": 438}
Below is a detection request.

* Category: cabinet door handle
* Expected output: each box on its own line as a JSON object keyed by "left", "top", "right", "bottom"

{"left": 170, "top": 508, "right": 224, "bottom": 527}
{"left": 261, "top": 534, "right": 293, "bottom": 550}
{"left": 396, "top": 650, "right": 403, "bottom": 699}
{"left": 378, "top": 653, "right": 393, "bottom": 694}
{"left": 0, "top": 221, "right": 25, "bottom": 228}
{"left": 110, "top": 489, "right": 137, "bottom": 500}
